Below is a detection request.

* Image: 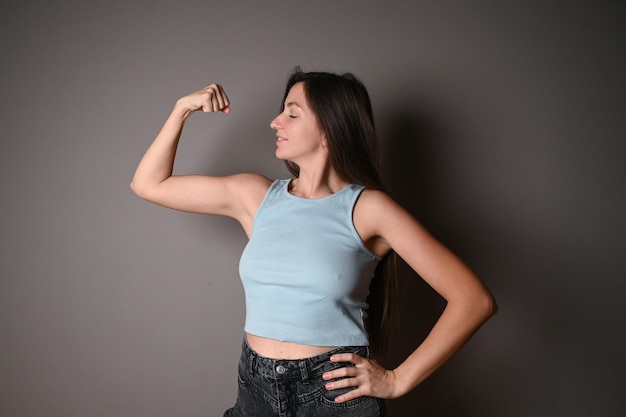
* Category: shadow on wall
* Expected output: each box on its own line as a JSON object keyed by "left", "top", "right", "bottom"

{"left": 379, "top": 107, "right": 485, "bottom": 417}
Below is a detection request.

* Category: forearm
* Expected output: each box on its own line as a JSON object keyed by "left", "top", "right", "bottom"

{"left": 130, "top": 100, "right": 193, "bottom": 196}
{"left": 392, "top": 291, "right": 497, "bottom": 396}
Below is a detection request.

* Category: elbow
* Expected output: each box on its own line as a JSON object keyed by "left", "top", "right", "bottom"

{"left": 130, "top": 180, "right": 150, "bottom": 200}
{"left": 458, "top": 288, "right": 497, "bottom": 324}
{"left": 130, "top": 177, "right": 168, "bottom": 203}
{"left": 479, "top": 290, "right": 498, "bottom": 321}
{"left": 130, "top": 180, "right": 141, "bottom": 197}
{"left": 490, "top": 291, "right": 498, "bottom": 316}
{"left": 449, "top": 287, "right": 497, "bottom": 325}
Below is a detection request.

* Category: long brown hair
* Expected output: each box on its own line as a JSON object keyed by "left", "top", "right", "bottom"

{"left": 280, "top": 67, "right": 399, "bottom": 357}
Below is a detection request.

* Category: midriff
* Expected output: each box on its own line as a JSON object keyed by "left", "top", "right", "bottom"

{"left": 246, "top": 333, "right": 336, "bottom": 359}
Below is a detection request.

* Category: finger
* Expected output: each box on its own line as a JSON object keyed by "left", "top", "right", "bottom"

{"left": 200, "top": 89, "right": 216, "bottom": 112}
{"left": 325, "top": 375, "right": 358, "bottom": 390}
{"left": 333, "top": 387, "right": 366, "bottom": 404}
{"left": 199, "top": 84, "right": 229, "bottom": 111}
{"left": 322, "top": 366, "right": 357, "bottom": 381}
{"left": 215, "top": 84, "right": 230, "bottom": 109}
{"left": 330, "top": 353, "right": 362, "bottom": 364}
{"left": 207, "top": 83, "right": 228, "bottom": 112}
{"left": 211, "top": 93, "right": 219, "bottom": 112}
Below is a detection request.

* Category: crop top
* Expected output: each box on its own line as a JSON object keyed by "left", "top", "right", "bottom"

{"left": 238, "top": 179, "right": 382, "bottom": 346}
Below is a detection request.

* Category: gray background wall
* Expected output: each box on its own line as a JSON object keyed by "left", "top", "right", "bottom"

{"left": 1, "top": 1, "right": 624, "bottom": 416}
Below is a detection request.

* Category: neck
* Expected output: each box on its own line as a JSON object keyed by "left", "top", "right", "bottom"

{"left": 289, "top": 165, "right": 348, "bottom": 199}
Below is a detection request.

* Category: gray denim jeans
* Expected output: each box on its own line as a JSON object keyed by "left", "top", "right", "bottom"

{"left": 223, "top": 339, "right": 386, "bottom": 417}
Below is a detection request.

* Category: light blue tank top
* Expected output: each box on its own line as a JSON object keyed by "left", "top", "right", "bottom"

{"left": 239, "top": 179, "right": 382, "bottom": 346}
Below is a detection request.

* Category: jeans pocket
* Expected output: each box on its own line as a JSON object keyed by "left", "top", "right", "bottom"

{"left": 237, "top": 363, "right": 250, "bottom": 387}
{"left": 318, "top": 388, "right": 382, "bottom": 416}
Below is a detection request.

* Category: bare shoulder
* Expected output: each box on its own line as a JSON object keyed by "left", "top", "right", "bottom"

{"left": 356, "top": 188, "right": 397, "bottom": 208}
{"left": 354, "top": 189, "right": 406, "bottom": 225}
{"left": 353, "top": 189, "right": 407, "bottom": 257}
{"left": 354, "top": 188, "right": 435, "bottom": 256}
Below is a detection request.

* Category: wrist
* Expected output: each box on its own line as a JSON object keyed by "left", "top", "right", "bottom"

{"left": 391, "top": 366, "right": 417, "bottom": 398}
{"left": 173, "top": 98, "right": 195, "bottom": 121}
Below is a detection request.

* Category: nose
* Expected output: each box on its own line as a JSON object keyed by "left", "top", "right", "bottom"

{"left": 270, "top": 114, "right": 281, "bottom": 130}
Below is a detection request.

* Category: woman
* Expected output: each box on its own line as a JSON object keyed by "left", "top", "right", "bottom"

{"left": 131, "top": 68, "right": 497, "bottom": 416}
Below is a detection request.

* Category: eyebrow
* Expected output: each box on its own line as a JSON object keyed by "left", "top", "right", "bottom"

{"left": 285, "top": 101, "right": 302, "bottom": 109}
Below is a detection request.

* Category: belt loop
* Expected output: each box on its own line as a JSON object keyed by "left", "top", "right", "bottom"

{"left": 299, "top": 360, "right": 309, "bottom": 384}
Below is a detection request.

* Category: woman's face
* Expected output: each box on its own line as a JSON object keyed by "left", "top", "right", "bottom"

{"left": 270, "top": 82, "right": 326, "bottom": 164}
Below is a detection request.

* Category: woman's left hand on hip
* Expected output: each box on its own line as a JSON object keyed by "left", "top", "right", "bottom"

{"left": 322, "top": 352, "right": 399, "bottom": 403}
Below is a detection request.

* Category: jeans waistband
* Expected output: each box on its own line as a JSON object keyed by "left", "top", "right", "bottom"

{"left": 241, "top": 338, "right": 369, "bottom": 383}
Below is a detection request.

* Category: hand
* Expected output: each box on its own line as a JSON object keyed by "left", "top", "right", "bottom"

{"left": 177, "top": 84, "right": 231, "bottom": 114}
{"left": 322, "top": 353, "right": 399, "bottom": 403}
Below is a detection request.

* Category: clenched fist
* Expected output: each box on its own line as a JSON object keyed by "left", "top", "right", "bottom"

{"left": 177, "top": 83, "right": 231, "bottom": 114}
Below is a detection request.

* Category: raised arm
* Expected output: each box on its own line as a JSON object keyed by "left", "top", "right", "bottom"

{"left": 130, "top": 84, "right": 271, "bottom": 232}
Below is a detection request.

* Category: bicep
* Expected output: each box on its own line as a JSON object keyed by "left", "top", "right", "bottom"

{"left": 133, "top": 173, "right": 271, "bottom": 221}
